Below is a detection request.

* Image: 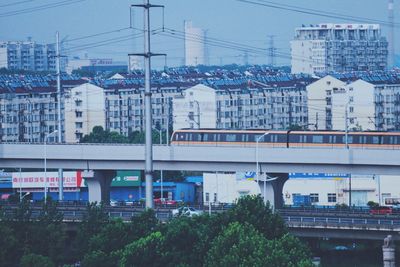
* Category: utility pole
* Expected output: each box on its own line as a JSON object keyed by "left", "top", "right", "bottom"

{"left": 56, "top": 31, "right": 64, "bottom": 201}
{"left": 130, "top": 1, "right": 165, "bottom": 209}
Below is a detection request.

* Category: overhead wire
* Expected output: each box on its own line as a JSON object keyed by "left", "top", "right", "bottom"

{"left": 235, "top": 0, "right": 400, "bottom": 28}
{"left": 0, "top": 0, "right": 87, "bottom": 18}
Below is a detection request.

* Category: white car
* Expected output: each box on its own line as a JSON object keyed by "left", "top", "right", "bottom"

{"left": 172, "top": 207, "right": 203, "bottom": 217}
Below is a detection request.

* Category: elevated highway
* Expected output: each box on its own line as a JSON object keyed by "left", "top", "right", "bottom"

{"left": 2, "top": 143, "right": 400, "bottom": 205}
{"left": 1, "top": 143, "right": 400, "bottom": 174}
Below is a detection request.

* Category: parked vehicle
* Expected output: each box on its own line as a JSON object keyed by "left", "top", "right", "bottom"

{"left": 369, "top": 206, "right": 392, "bottom": 215}
{"left": 172, "top": 207, "right": 202, "bottom": 217}
{"left": 154, "top": 198, "right": 177, "bottom": 206}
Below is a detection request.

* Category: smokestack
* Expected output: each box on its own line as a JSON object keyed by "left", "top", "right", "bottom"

{"left": 389, "top": 0, "right": 395, "bottom": 68}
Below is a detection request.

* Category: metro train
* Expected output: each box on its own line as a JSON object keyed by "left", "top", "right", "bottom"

{"left": 170, "top": 129, "right": 400, "bottom": 149}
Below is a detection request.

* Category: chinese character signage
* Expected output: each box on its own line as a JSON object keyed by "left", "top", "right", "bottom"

{"left": 11, "top": 171, "right": 82, "bottom": 188}
{"left": 111, "top": 171, "right": 141, "bottom": 187}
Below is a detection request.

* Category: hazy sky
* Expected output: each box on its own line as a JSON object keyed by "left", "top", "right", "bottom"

{"left": 1, "top": 0, "right": 397, "bottom": 68}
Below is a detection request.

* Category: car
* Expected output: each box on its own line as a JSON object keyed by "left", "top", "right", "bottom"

{"left": 369, "top": 206, "right": 392, "bottom": 215}
{"left": 172, "top": 207, "right": 203, "bottom": 217}
{"left": 154, "top": 198, "right": 177, "bottom": 206}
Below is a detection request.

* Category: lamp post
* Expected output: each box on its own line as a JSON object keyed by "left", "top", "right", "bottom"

{"left": 154, "top": 128, "right": 162, "bottom": 145}
{"left": 193, "top": 100, "right": 200, "bottom": 129}
{"left": 44, "top": 130, "right": 58, "bottom": 203}
{"left": 18, "top": 168, "right": 22, "bottom": 202}
{"left": 256, "top": 132, "right": 269, "bottom": 183}
{"left": 262, "top": 175, "right": 278, "bottom": 205}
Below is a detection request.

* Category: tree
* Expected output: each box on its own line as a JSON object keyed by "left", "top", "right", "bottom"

{"left": 225, "top": 195, "right": 287, "bottom": 239}
{"left": 119, "top": 231, "right": 165, "bottom": 267}
{"left": 205, "top": 222, "right": 269, "bottom": 267}
{"left": 0, "top": 224, "right": 19, "bottom": 267}
{"left": 81, "top": 126, "right": 128, "bottom": 143}
{"left": 81, "top": 250, "right": 115, "bottom": 267}
{"left": 265, "top": 233, "right": 313, "bottom": 267}
{"left": 20, "top": 253, "right": 55, "bottom": 267}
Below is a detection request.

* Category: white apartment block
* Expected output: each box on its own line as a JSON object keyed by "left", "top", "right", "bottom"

{"left": 291, "top": 24, "right": 388, "bottom": 74}
{"left": 173, "top": 82, "right": 309, "bottom": 131}
{"left": 308, "top": 73, "right": 400, "bottom": 131}
{"left": 0, "top": 41, "right": 58, "bottom": 71}
{"left": 63, "top": 81, "right": 190, "bottom": 142}
{"left": 307, "top": 75, "right": 346, "bottom": 130}
{"left": 64, "top": 83, "right": 106, "bottom": 142}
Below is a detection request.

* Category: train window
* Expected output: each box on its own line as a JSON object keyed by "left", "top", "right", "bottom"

{"left": 203, "top": 134, "right": 208, "bottom": 141}
{"left": 289, "top": 134, "right": 300, "bottom": 143}
{"left": 277, "top": 134, "right": 286, "bottom": 143}
{"left": 188, "top": 134, "right": 192, "bottom": 141}
{"left": 216, "top": 134, "right": 221, "bottom": 141}
{"left": 328, "top": 135, "right": 337, "bottom": 144}
{"left": 226, "top": 134, "right": 237, "bottom": 142}
{"left": 312, "top": 135, "right": 323, "bottom": 143}
{"left": 371, "top": 136, "right": 379, "bottom": 144}
{"left": 179, "top": 133, "right": 186, "bottom": 141}
{"left": 348, "top": 136, "right": 353, "bottom": 144}
{"left": 193, "top": 133, "right": 201, "bottom": 141}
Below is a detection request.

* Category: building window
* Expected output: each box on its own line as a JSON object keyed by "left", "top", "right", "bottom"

{"left": 75, "top": 122, "right": 83, "bottom": 129}
{"left": 205, "top": 193, "right": 209, "bottom": 202}
{"left": 214, "top": 193, "right": 217, "bottom": 203}
{"left": 328, "top": 193, "right": 337, "bottom": 203}
{"left": 349, "top": 106, "right": 354, "bottom": 113}
{"left": 310, "top": 193, "right": 319, "bottom": 203}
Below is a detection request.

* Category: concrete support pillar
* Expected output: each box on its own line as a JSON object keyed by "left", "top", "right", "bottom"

{"left": 383, "top": 235, "right": 396, "bottom": 267}
{"left": 257, "top": 173, "right": 288, "bottom": 209}
{"left": 83, "top": 170, "right": 116, "bottom": 204}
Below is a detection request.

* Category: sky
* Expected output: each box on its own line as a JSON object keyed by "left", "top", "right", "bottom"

{"left": 0, "top": 0, "right": 397, "bottom": 68}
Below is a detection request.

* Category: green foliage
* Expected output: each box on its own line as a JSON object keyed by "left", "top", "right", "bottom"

{"left": 367, "top": 201, "right": 379, "bottom": 208}
{"left": 20, "top": 253, "right": 55, "bottom": 267}
{"left": 81, "top": 250, "right": 115, "bottom": 267}
{"left": 205, "top": 222, "right": 269, "bottom": 267}
{"left": 81, "top": 126, "right": 129, "bottom": 143}
{"left": 119, "top": 231, "right": 165, "bottom": 267}
{"left": 0, "top": 195, "right": 312, "bottom": 267}
{"left": 0, "top": 224, "right": 19, "bottom": 267}
{"left": 265, "top": 233, "right": 313, "bottom": 267}
{"left": 81, "top": 126, "right": 171, "bottom": 144}
{"left": 226, "top": 195, "right": 287, "bottom": 239}
{"left": 74, "top": 203, "right": 109, "bottom": 259}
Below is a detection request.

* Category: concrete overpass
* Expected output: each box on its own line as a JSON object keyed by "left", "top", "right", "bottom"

{"left": 2, "top": 143, "right": 400, "bottom": 205}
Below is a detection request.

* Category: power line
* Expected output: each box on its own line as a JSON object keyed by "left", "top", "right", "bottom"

{"left": 0, "top": 0, "right": 36, "bottom": 8}
{"left": 0, "top": 0, "right": 87, "bottom": 18}
{"left": 236, "top": 0, "right": 400, "bottom": 28}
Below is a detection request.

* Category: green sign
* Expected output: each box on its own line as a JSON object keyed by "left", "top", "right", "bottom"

{"left": 111, "top": 171, "right": 141, "bottom": 187}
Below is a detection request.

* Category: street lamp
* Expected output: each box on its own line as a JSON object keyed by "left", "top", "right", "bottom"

{"left": 256, "top": 132, "right": 269, "bottom": 183}
{"left": 44, "top": 130, "right": 58, "bottom": 203}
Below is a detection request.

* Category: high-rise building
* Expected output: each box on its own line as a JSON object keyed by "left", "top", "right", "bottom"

{"left": 184, "top": 21, "right": 207, "bottom": 66}
{"left": 291, "top": 24, "right": 388, "bottom": 74}
{"left": 0, "top": 41, "right": 58, "bottom": 71}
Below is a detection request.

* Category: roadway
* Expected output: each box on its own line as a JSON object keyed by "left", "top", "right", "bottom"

{"left": 2, "top": 202, "right": 400, "bottom": 240}
{"left": 2, "top": 143, "right": 400, "bottom": 174}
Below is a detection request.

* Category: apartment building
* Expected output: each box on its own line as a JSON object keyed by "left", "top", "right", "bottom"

{"left": 0, "top": 41, "right": 59, "bottom": 71}
{"left": 307, "top": 71, "right": 400, "bottom": 131}
{"left": 291, "top": 24, "right": 388, "bottom": 74}
{"left": 173, "top": 76, "right": 312, "bottom": 130}
{"left": 0, "top": 74, "right": 85, "bottom": 142}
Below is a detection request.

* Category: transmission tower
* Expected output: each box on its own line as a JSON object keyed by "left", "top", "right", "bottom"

{"left": 267, "top": 35, "right": 277, "bottom": 67}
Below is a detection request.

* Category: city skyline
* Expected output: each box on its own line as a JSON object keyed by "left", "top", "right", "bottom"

{"left": 1, "top": 0, "right": 397, "bottom": 68}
